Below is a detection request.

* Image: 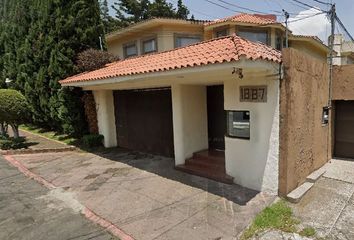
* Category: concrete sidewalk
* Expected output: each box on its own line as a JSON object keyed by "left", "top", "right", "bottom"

{"left": 0, "top": 155, "right": 116, "bottom": 240}
{"left": 290, "top": 159, "right": 354, "bottom": 239}
{"left": 6, "top": 149, "right": 275, "bottom": 240}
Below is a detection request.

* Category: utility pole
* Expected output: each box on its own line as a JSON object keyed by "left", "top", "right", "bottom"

{"left": 328, "top": 3, "right": 336, "bottom": 108}
{"left": 283, "top": 9, "right": 290, "bottom": 48}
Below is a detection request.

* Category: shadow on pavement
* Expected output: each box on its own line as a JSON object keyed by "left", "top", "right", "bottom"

{"left": 92, "top": 147, "right": 260, "bottom": 206}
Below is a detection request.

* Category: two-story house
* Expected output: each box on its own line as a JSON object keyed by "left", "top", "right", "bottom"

{"left": 60, "top": 14, "right": 331, "bottom": 196}
{"left": 106, "top": 14, "right": 328, "bottom": 60}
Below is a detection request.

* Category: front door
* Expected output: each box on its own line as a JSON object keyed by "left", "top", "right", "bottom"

{"left": 207, "top": 85, "right": 226, "bottom": 150}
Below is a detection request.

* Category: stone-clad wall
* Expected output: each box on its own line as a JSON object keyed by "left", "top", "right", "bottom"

{"left": 279, "top": 48, "right": 331, "bottom": 196}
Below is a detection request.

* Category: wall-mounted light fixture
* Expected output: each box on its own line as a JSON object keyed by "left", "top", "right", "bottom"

{"left": 232, "top": 67, "right": 243, "bottom": 79}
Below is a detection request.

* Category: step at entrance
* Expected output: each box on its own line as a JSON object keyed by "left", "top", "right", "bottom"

{"left": 175, "top": 150, "right": 234, "bottom": 184}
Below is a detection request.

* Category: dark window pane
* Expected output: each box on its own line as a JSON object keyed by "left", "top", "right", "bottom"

{"left": 124, "top": 44, "right": 137, "bottom": 58}
{"left": 143, "top": 39, "right": 156, "bottom": 53}
{"left": 238, "top": 30, "right": 268, "bottom": 44}
{"left": 176, "top": 36, "right": 201, "bottom": 47}
{"left": 216, "top": 29, "right": 228, "bottom": 38}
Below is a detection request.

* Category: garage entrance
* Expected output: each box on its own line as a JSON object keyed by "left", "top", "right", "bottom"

{"left": 113, "top": 88, "right": 174, "bottom": 157}
{"left": 335, "top": 100, "right": 354, "bottom": 160}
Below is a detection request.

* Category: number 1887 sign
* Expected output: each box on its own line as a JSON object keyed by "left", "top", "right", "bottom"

{"left": 240, "top": 86, "right": 267, "bottom": 102}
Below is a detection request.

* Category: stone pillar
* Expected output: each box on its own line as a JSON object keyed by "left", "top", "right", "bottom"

{"left": 93, "top": 90, "right": 117, "bottom": 148}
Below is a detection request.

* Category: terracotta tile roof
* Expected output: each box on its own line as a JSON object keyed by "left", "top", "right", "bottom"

{"left": 60, "top": 35, "right": 281, "bottom": 85}
{"left": 205, "top": 13, "right": 278, "bottom": 26}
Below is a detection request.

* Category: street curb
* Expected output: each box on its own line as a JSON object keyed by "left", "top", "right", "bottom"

{"left": 3, "top": 155, "right": 56, "bottom": 189}
{"left": 2, "top": 154, "right": 135, "bottom": 240}
{"left": 83, "top": 207, "right": 135, "bottom": 240}
{"left": 0, "top": 146, "right": 77, "bottom": 155}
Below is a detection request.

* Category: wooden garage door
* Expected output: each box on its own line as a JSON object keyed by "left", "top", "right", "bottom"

{"left": 113, "top": 88, "right": 174, "bottom": 157}
{"left": 335, "top": 101, "right": 354, "bottom": 159}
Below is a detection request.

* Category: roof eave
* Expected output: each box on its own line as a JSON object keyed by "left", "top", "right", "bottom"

{"left": 106, "top": 18, "right": 205, "bottom": 42}
{"left": 289, "top": 36, "right": 330, "bottom": 53}
{"left": 60, "top": 58, "right": 280, "bottom": 88}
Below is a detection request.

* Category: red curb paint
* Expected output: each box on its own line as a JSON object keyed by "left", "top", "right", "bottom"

{"left": 3, "top": 155, "right": 55, "bottom": 189}
{"left": 2, "top": 154, "right": 135, "bottom": 240}
{"left": 83, "top": 207, "right": 135, "bottom": 240}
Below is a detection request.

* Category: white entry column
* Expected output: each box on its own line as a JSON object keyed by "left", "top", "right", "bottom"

{"left": 171, "top": 84, "right": 209, "bottom": 165}
{"left": 92, "top": 90, "right": 117, "bottom": 148}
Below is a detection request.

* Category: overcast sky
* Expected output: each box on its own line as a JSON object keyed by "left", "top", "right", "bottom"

{"left": 107, "top": 0, "right": 354, "bottom": 43}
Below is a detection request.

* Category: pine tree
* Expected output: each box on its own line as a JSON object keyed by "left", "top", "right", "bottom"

{"left": 176, "top": 0, "right": 189, "bottom": 19}
{"left": 112, "top": 0, "right": 190, "bottom": 25}
{"left": 0, "top": 0, "right": 105, "bottom": 136}
{"left": 99, "top": 0, "right": 123, "bottom": 33}
{"left": 149, "top": 0, "right": 176, "bottom": 18}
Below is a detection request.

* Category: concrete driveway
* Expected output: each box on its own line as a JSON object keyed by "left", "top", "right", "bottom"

{"left": 5, "top": 148, "right": 275, "bottom": 240}
{"left": 0, "top": 155, "right": 116, "bottom": 240}
{"left": 291, "top": 159, "right": 354, "bottom": 240}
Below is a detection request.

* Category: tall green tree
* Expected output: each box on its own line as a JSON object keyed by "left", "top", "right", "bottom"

{"left": 112, "top": 0, "right": 190, "bottom": 27}
{"left": 176, "top": 0, "right": 189, "bottom": 19}
{"left": 99, "top": 0, "right": 122, "bottom": 33}
{"left": 0, "top": 0, "right": 105, "bottom": 136}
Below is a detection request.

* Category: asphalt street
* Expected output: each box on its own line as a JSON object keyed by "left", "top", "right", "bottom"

{"left": 0, "top": 155, "right": 116, "bottom": 240}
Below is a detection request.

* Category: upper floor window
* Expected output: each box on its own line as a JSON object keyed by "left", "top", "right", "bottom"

{"left": 237, "top": 28, "right": 269, "bottom": 45}
{"left": 215, "top": 28, "right": 229, "bottom": 38}
{"left": 123, "top": 42, "right": 137, "bottom": 58}
{"left": 175, "top": 34, "right": 201, "bottom": 48}
{"left": 142, "top": 37, "right": 157, "bottom": 54}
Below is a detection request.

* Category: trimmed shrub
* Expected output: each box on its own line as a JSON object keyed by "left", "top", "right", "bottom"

{"left": 0, "top": 89, "right": 29, "bottom": 138}
{"left": 0, "top": 137, "right": 27, "bottom": 150}
{"left": 81, "top": 134, "right": 104, "bottom": 148}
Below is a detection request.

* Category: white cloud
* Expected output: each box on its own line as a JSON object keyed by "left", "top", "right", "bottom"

{"left": 288, "top": 8, "right": 330, "bottom": 42}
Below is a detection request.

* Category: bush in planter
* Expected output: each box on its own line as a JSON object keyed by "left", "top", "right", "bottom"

{"left": 81, "top": 134, "right": 104, "bottom": 148}
{"left": 0, "top": 137, "right": 27, "bottom": 150}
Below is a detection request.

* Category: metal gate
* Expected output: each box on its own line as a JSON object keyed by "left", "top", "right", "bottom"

{"left": 335, "top": 101, "right": 354, "bottom": 159}
{"left": 113, "top": 88, "right": 174, "bottom": 157}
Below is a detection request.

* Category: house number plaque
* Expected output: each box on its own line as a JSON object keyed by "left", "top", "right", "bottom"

{"left": 240, "top": 86, "right": 267, "bottom": 102}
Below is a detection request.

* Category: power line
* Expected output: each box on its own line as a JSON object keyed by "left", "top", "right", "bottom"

{"left": 203, "top": 0, "right": 242, "bottom": 13}
{"left": 167, "top": 0, "right": 219, "bottom": 19}
{"left": 203, "top": 0, "right": 283, "bottom": 16}
{"left": 215, "top": 0, "right": 274, "bottom": 15}
{"left": 291, "top": 0, "right": 324, "bottom": 11}
{"left": 288, "top": 11, "right": 327, "bottom": 23}
{"left": 311, "top": 0, "right": 331, "bottom": 5}
{"left": 335, "top": 15, "right": 354, "bottom": 42}
{"left": 284, "top": 0, "right": 309, "bottom": 10}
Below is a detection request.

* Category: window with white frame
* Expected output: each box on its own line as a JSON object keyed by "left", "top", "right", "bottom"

{"left": 142, "top": 38, "right": 157, "bottom": 54}
{"left": 175, "top": 35, "right": 201, "bottom": 48}
{"left": 123, "top": 42, "right": 137, "bottom": 58}
{"left": 237, "top": 28, "right": 269, "bottom": 45}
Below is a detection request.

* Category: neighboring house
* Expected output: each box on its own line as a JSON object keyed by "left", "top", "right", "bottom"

{"left": 332, "top": 34, "right": 354, "bottom": 65}
{"left": 60, "top": 14, "right": 332, "bottom": 196}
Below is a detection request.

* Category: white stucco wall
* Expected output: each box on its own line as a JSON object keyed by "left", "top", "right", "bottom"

{"left": 224, "top": 77, "right": 279, "bottom": 194}
{"left": 93, "top": 90, "right": 117, "bottom": 148}
{"left": 172, "top": 84, "right": 209, "bottom": 165}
